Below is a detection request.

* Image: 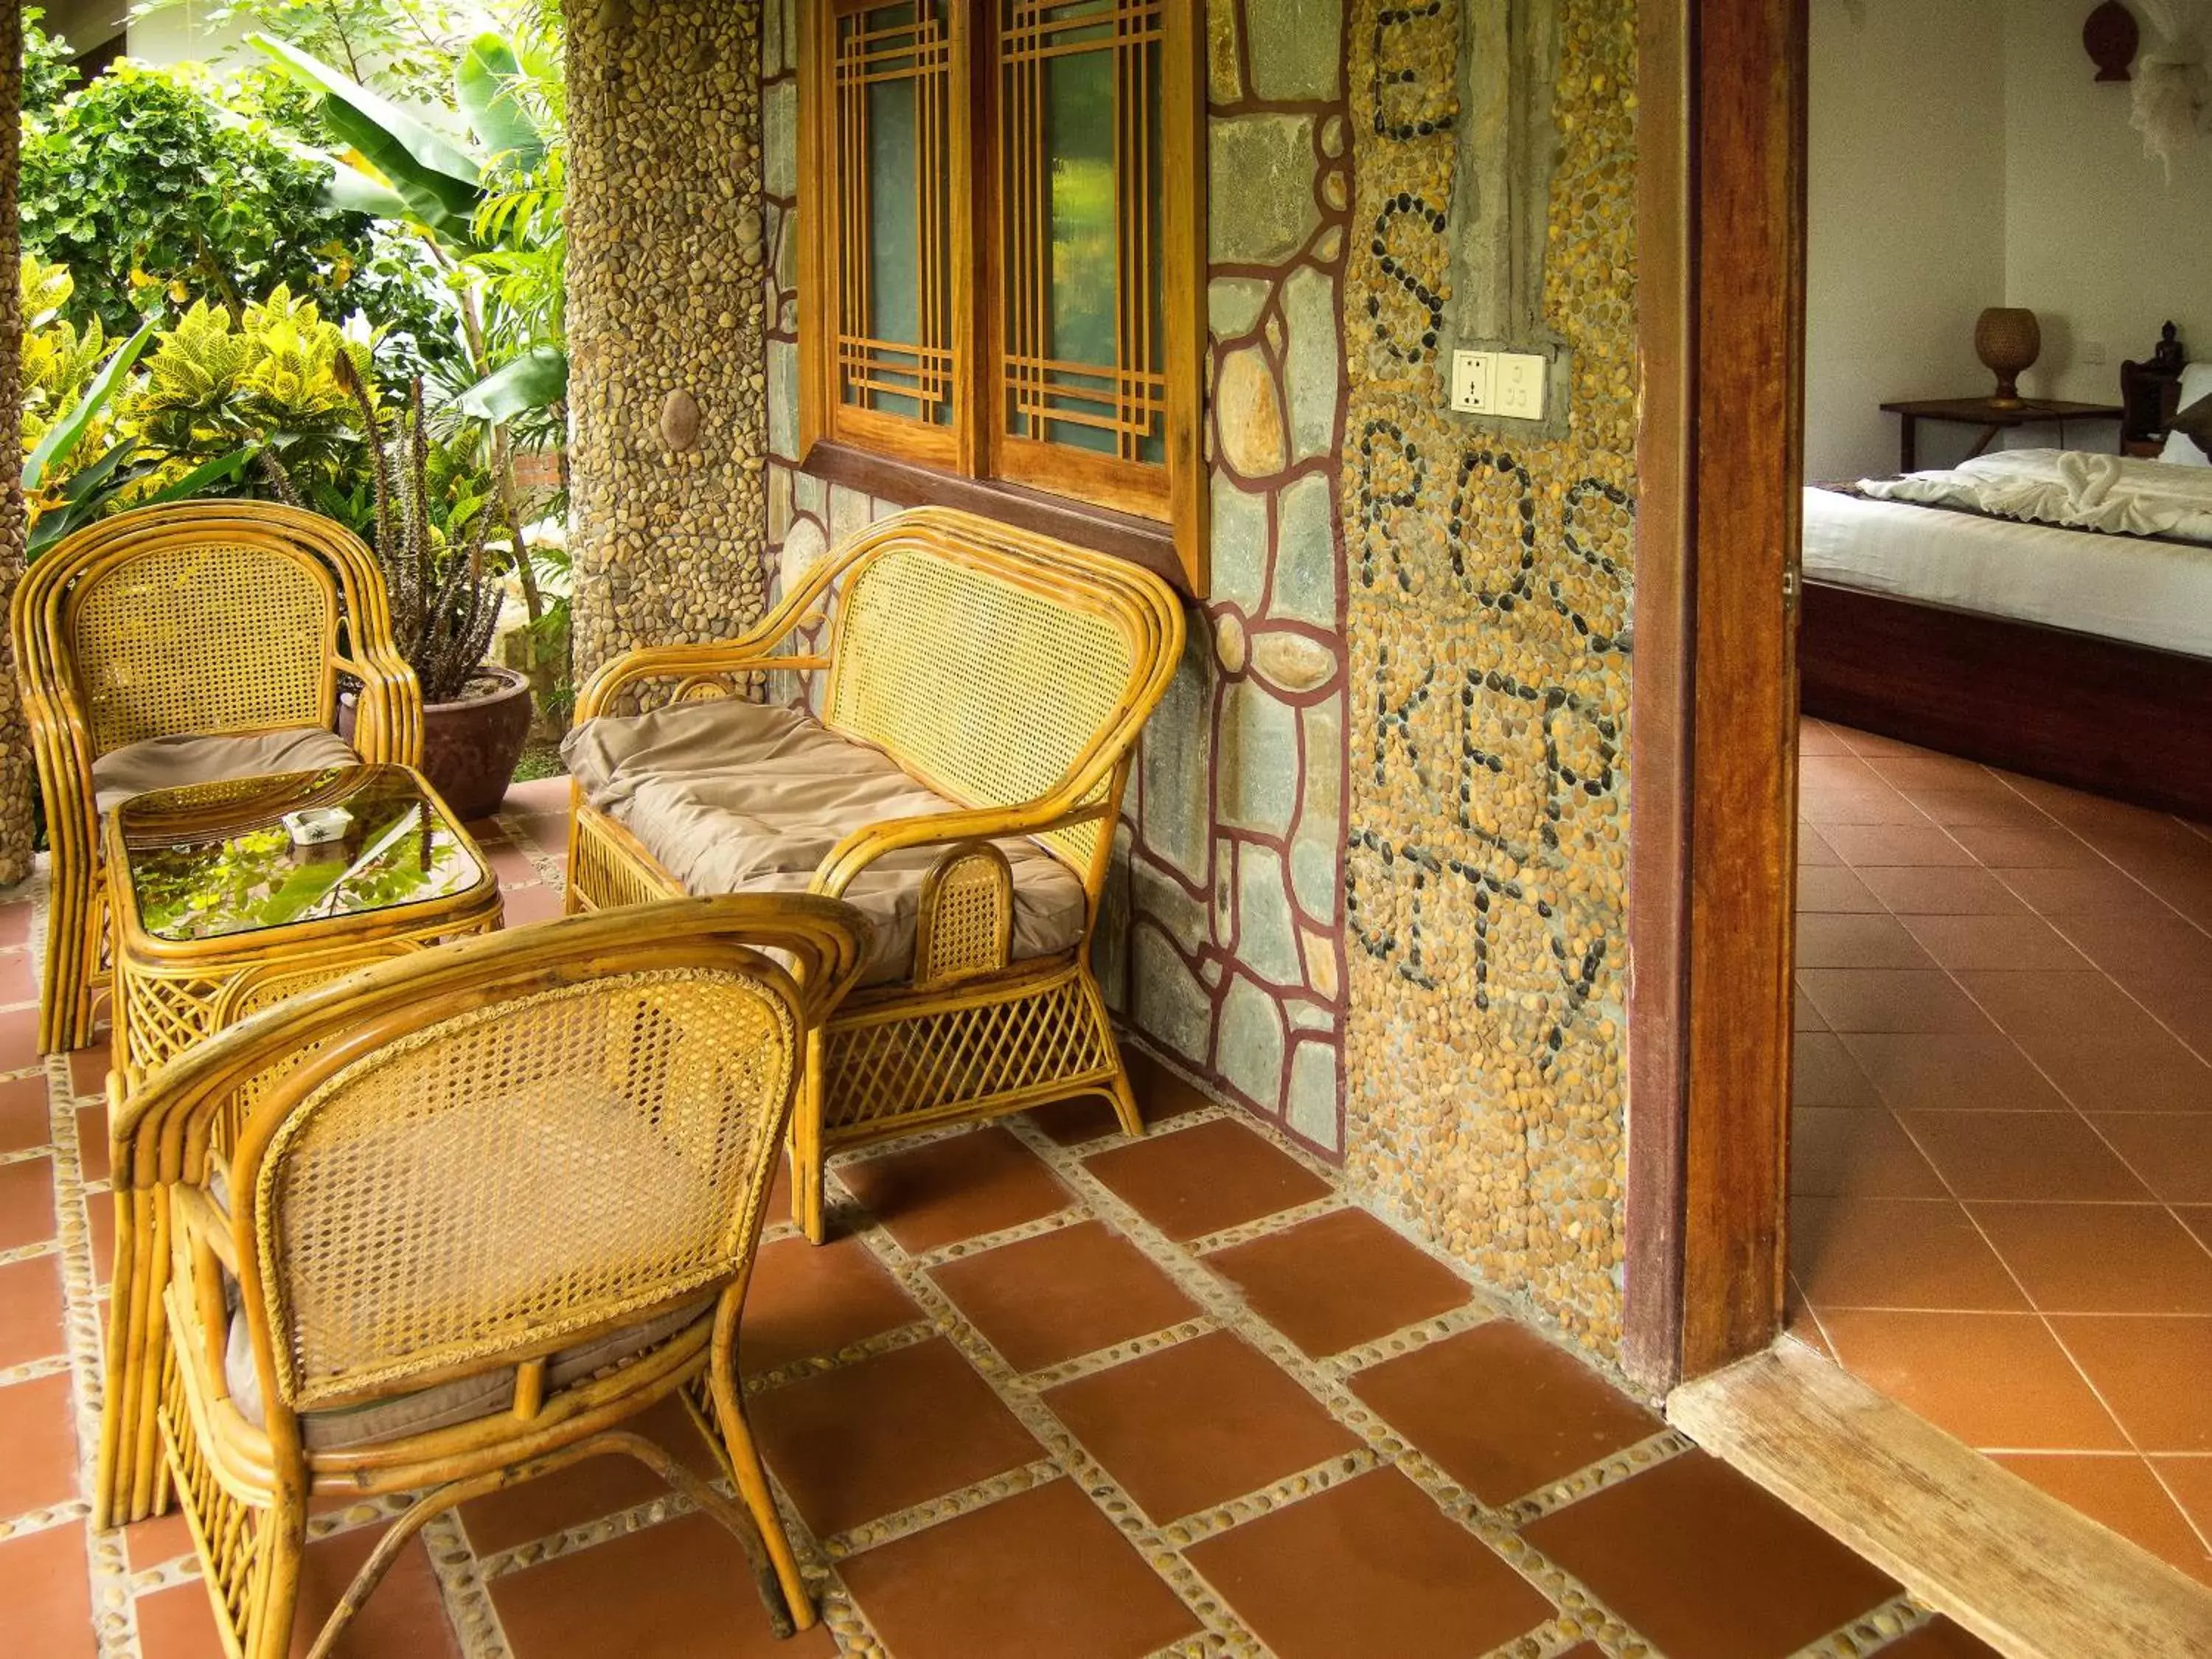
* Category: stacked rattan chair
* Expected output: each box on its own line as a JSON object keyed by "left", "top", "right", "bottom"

{"left": 563, "top": 507, "right": 1186, "bottom": 1240}
{"left": 10, "top": 501, "right": 422, "bottom": 1053}
{"left": 123, "top": 895, "right": 869, "bottom": 1658}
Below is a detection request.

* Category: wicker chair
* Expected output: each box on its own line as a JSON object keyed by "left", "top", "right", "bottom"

{"left": 565, "top": 507, "right": 1186, "bottom": 1240}
{"left": 126, "top": 894, "right": 869, "bottom": 1659}
{"left": 10, "top": 501, "right": 422, "bottom": 1054}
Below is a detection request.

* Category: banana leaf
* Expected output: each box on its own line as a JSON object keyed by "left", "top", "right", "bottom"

{"left": 27, "top": 445, "right": 255, "bottom": 558}
{"left": 251, "top": 35, "right": 487, "bottom": 244}
{"left": 457, "top": 345, "right": 568, "bottom": 423}
{"left": 22, "top": 319, "right": 158, "bottom": 493}
{"left": 457, "top": 34, "right": 546, "bottom": 173}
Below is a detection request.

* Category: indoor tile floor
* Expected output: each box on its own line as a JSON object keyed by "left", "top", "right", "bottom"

{"left": 0, "top": 776, "right": 1997, "bottom": 1656}
{"left": 1793, "top": 720, "right": 2212, "bottom": 1588}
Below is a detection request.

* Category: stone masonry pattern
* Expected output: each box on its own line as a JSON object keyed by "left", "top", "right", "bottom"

{"left": 568, "top": 0, "right": 773, "bottom": 691}
{"left": 1339, "top": 0, "right": 1638, "bottom": 1357}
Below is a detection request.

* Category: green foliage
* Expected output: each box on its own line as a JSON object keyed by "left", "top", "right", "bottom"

{"left": 20, "top": 260, "right": 112, "bottom": 459}
{"left": 158, "top": 0, "right": 484, "bottom": 109}
{"left": 131, "top": 287, "right": 379, "bottom": 492}
{"left": 21, "top": 10, "right": 83, "bottom": 112}
{"left": 17, "top": 52, "right": 459, "bottom": 378}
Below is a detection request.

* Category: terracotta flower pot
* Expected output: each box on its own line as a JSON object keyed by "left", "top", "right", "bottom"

{"left": 341, "top": 665, "right": 533, "bottom": 824}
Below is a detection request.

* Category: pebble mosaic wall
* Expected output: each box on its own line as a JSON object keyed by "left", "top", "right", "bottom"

{"left": 567, "top": 1, "right": 773, "bottom": 689}
{"left": 1339, "top": 0, "right": 1638, "bottom": 1354}
{"left": 758, "top": 0, "right": 1359, "bottom": 1161}
{"left": 0, "top": 10, "right": 36, "bottom": 886}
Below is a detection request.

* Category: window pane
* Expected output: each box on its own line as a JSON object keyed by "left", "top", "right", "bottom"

{"left": 834, "top": 4, "right": 955, "bottom": 427}
{"left": 1001, "top": 0, "right": 1168, "bottom": 465}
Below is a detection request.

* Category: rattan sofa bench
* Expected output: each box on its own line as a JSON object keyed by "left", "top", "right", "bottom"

{"left": 561, "top": 507, "right": 1185, "bottom": 1239}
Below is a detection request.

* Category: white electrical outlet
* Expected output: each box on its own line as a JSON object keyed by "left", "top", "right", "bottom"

{"left": 1450, "top": 349, "right": 1492, "bottom": 414}
{"left": 1494, "top": 352, "right": 1548, "bottom": 421}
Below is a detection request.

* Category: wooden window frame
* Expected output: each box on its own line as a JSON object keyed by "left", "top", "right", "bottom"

{"left": 797, "top": 0, "right": 1208, "bottom": 596}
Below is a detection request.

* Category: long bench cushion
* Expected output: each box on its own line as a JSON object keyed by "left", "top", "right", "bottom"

{"left": 92, "top": 727, "right": 360, "bottom": 814}
{"left": 564, "top": 698, "right": 1088, "bottom": 986}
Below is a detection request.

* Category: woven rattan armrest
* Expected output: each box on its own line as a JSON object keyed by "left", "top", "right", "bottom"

{"left": 810, "top": 796, "right": 1115, "bottom": 899}
{"left": 173, "top": 1180, "right": 238, "bottom": 1277}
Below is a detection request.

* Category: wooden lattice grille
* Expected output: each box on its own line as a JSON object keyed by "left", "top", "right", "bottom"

{"left": 830, "top": 1, "right": 960, "bottom": 433}
{"left": 998, "top": 0, "right": 1167, "bottom": 468}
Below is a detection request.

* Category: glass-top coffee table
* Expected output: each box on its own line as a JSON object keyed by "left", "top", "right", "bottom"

{"left": 95, "top": 762, "right": 503, "bottom": 1525}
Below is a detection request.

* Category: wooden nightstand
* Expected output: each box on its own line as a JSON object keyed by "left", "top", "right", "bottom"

{"left": 1879, "top": 397, "right": 2125, "bottom": 472}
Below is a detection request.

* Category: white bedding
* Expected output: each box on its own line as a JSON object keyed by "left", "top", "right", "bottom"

{"left": 1860, "top": 449, "right": 2212, "bottom": 544}
{"left": 1802, "top": 483, "right": 2212, "bottom": 660}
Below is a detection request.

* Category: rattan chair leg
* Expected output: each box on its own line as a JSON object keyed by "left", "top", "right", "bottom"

{"left": 792, "top": 1029, "right": 829, "bottom": 1245}
{"left": 707, "top": 1346, "right": 815, "bottom": 1631}
{"left": 247, "top": 1497, "right": 309, "bottom": 1659}
{"left": 39, "top": 870, "right": 96, "bottom": 1054}
{"left": 1105, "top": 1062, "right": 1145, "bottom": 1138}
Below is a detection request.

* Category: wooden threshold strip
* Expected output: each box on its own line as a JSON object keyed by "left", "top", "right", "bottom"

{"left": 1667, "top": 1340, "right": 2212, "bottom": 1659}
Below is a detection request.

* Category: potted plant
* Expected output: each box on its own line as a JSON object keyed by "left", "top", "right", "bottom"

{"left": 265, "top": 358, "right": 531, "bottom": 821}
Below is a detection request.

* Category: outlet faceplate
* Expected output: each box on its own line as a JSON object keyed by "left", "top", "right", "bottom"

{"left": 1447, "top": 347, "right": 1548, "bottom": 421}
{"left": 1450, "top": 349, "right": 1492, "bottom": 414}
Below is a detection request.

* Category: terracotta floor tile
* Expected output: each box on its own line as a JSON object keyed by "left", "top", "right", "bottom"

{"left": 1792, "top": 1033, "right": 1883, "bottom": 1108}
{"left": 2047, "top": 1316, "right": 2212, "bottom": 1452}
{"left": 1203, "top": 1208, "right": 1470, "bottom": 1357}
{"left": 2030, "top": 1032, "right": 2212, "bottom": 1116}
{"left": 1795, "top": 981, "right": 1830, "bottom": 1032}
{"left": 501, "top": 883, "right": 568, "bottom": 928}
{"left": 1801, "top": 787, "right": 1928, "bottom": 829}
{"left": 1857, "top": 866, "right": 2031, "bottom": 917}
{"left": 1817, "top": 1310, "right": 2125, "bottom": 1452}
{"left": 0, "top": 905, "right": 27, "bottom": 950}
{"left": 2090, "top": 1115, "right": 2212, "bottom": 1204}
{"left": 1349, "top": 1319, "right": 1660, "bottom": 1506}
{"left": 490, "top": 1511, "right": 836, "bottom": 1659}
{"left": 2152, "top": 1457, "right": 2212, "bottom": 1565}
{"left": 0, "top": 1254, "right": 65, "bottom": 1370}
{"left": 1799, "top": 825, "right": 1842, "bottom": 867}
{"left": 512, "top": 812, "right": 571, "bottom": 854}
{"left": 1523, "top": 1450, "right": 1896, "bottom": 1659}
{"left": 1840, "top": 1032, "right": 2068, "bottom": 1113}
{"left": 0, "top": 1005, "right": 41, "bottom": 1073}
{"left": 1024, "top": 1062, "right": 1201, "bottom": 1146}
{"left": 1899, "top": 1111, "right": 2153, "bottom": 1202}
{"left": 1899, "top": 914, "right": 2090, "bottom": 973}
{"left": 0, "top": 1372, "right": 80, "bottom": 1517}
{"left": 837, "top": 1127, "right": 1071, "bottom": 1255}
{"left": 1020, "top": 1096, "right": 1127, "bottom": 1145}
{"left": 1864, "top": 756, "right": 2004, "bottom": 795}
{"left": 1801, "top": 754, "right": 1885, "bottom": 789}
{"left": 0, "top": 1154, "right": 57, "bottom": 1253}
{"left": 0, "top": 1523, "right": 94, "bottom": 1659}
{"left": 1796, "top": 914, "right": 1938, "bottom": 970}
{"left": 1792, "top": 1108, "right": 1948, "bottom": 1199}
{"left": 501, "top": 776, "right": 573, "bottom": 815}
{"left": 1785, "top": 1276, "right": 1834, "bottom": 1359}
{"left": 1797, "top": 866, "right": 1885, "bottom": 914}
{"left": 1795, "top": 970, "right": 1996, "bottom": 1034}
{"left": 1818, "top": 824, "right": 1975, "bottom": 868}
{"left": 0, "top": 1073, "right": 48, "bottom": 1153}
{"left": 1838, "top": 727, "right": 1936, "bottom": 759}
{"left": 930, "top": 1220, "right": 1200, "bottom": 1373}
{"left": 1903, "top": 790, "right": 2060, "bottom": 832}
{"left": 1951, "top": 970, "right": 2166, "bottom": 1047}
{"left": 75, "top": 1102, "right": 110, "bottom": 1184}
{"left": 122, "top": 1506, "right": 198, "bottom": 1573}
{"left": 2051, "top": 911, "right": 2212, "bottom": 981}
{"left": 740, "top": 1234, "right": 919, "bottom": 1377}
{"left": 1800, "top": 721, "right": 1854, "bottom": 756}
{"left": 1790, "top": 1197, "right": 2027, "bottom": 1312}
{"left": 66, "top": 1039, "right": 109, "bottom": 1099}
{"left": 1186, "top": 1468, "right": 1552, "bottom": 1659}
{"left": 139, "top": 1520, "right": 463, "bottom": 1659}
{"left": 1043, "top": 1330, "right": 1360, "bottom": 1523}
{"left": 750, "top": 1337, "right": 1037, "bottom": 1537}
{"left": 838, "top": 1478, "right": 1199, "bottom": 1659}
{"left": 2119, "top": 973, "right": 2212, "bottom": 1060}
{"left": 1971, "top": 1205, "right": 2212, "bottom": 1315}
{"left": 1083, "top": 1118, "right": 1331, "bottom": 1243}
{"left": 1996, "top": 864, "right": 2171, "bottom": 916}
{"left": 2135, "top": 860, "right": 2212, "bottom": 931}
{"left": 2179, "top": 1206, "right": 2212, "bottom": 1253}
{"left": 1951, "top": 824, "right": 2107, "bottom": 870}
{"left": 1991, "top": 1454, "right": 2211, "bottom": 1584}
{"left": 458, "top": 1394, "right": 726, "bottom": 1557}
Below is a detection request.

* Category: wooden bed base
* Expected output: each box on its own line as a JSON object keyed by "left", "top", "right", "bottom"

{"left": 1798, "top": 578, "right": 2212, "bottom": 821}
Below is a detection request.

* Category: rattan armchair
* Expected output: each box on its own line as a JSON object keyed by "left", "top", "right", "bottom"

{"left": 566, "top": 507, "right": 1186, "bottom": 1240}
{"left": 11, "top": 501, "right": 422, "bottom": 1053}
{"left": 125, "top": 894, "right": 869, "bottom": 1659}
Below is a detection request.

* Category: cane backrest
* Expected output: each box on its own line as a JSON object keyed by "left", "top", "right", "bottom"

{"left": 820, "top": 536, "right": 1140, "bottom": 872}
{"left": 248, "top": 966, "right": 799, "bottom": 1411}
{"left": 69, "top": 538, "right": 337, "bottom": 757}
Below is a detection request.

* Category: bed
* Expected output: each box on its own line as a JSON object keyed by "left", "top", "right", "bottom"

{"left": 1799, "top": 330, "right": 2212, "bottom": 818}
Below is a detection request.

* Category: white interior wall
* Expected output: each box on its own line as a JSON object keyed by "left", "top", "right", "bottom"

{"left": 1806, "top": 0, "right": 2010, "bottom": 481}
{"left": 1809, "top": 0, "right": 2212, "bottom": 479}
{"left": 2004, "top": 0, "right": 2212, "bottom": 403}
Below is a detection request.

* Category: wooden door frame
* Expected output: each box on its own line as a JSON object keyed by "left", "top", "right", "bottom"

{"left": 1622, "top": 0, "right": 1807, "bottom": 1393}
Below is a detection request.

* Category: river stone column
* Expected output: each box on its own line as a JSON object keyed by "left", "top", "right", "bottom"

{"left": 566, "top": 0, "right": 771, "bottom": 688}
{"left": 0, "top": 5, "right": 36, "bottom": 887}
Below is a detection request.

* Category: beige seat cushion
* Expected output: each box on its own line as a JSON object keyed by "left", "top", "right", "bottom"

{"left": 92, "top": 727, "right": 360, "bottom": 814}
{"left": 563, "top": 699, "right": 1088, "bottom": 986}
